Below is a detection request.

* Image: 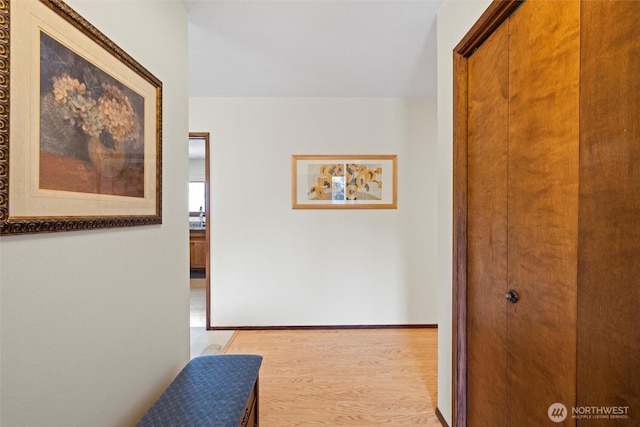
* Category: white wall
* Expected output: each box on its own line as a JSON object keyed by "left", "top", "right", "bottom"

{"left": 189, "top": 97, "right": 438, "bottom": 327}
{"left": 0, "top": 1, "right": 190, "bottom": 425}
{"left": 436, "top": 0, "right": 492, "bottom": 424}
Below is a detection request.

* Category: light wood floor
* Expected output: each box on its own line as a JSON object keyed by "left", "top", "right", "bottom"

{"left": 224, "top": 328, "right": 441, "bottom": 426}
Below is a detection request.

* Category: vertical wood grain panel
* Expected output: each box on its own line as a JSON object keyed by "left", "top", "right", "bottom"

{"left": 578, "top": 1, "right": 640, "bottom": 424}
{"left": 507, "top": 1, "right": 580, "bottom": 425}
{"left": 453, "top": 3, "right": 530, "bottom": 425}
{"left": 466, "top": 21, "right": 509, "bottom": 427}
{"left": 452, "top": 51, "right": 469, "bottom": 427}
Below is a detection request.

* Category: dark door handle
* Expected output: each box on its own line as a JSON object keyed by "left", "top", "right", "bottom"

{"left": 506, "top": 289, "right": 519, "bottom": 304}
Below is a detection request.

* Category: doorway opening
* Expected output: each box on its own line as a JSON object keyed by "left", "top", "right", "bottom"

{"left": 188, "top": 132, "right": 211, "bottom": 331}
{"left": 188, "top": 132, "right": 236, "bottom": 358}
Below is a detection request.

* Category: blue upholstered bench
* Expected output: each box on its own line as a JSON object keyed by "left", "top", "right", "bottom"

{"left": 137, "top": 354, "right": 263, "bottom": 427}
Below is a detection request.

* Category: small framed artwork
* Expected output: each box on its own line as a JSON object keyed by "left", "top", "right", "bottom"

{"left": 0, "top": 0, "right": 162, "bottom": 235}
{"left": 292, "top": 155, "right": 397, "bottom": 209}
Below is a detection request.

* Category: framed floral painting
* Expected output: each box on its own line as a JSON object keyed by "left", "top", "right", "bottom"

{"left": 292, "top": 155, "right": 397, "bottom": 209}
{"left": 0, "top": 0, "right": 162, "bottom": 235}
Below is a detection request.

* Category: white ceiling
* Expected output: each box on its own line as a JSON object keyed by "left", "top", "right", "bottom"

{"left": 184, "top": 0, "right": 443, "bottom": 98}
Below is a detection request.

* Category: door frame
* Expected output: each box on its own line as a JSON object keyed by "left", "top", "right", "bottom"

{"left": 451, "top": 1, "right": 523, "bottom": 425}
{"left": 189, "top": 131, "right": 211, "bottom": 329}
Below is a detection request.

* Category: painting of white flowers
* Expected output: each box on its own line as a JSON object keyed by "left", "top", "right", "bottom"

{"left": 292, "top": 155, "right": 397, "bottom": 209}
{"left": 0, "top": 0, "right": 162, "bottom": 235}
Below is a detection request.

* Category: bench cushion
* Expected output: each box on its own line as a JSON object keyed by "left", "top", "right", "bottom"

{"left": 137, "top": 354, "right": 263, "bottom": 427}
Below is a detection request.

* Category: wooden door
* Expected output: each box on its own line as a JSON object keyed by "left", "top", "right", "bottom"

{"left": 464, "top": 1, "right": 580, "bottom": 425}
{"left": 506, "top": 1, "right": 580, "bottom": 425}
{"left": 466, "top": 20, "right": 509, "bottom": 426}
{"left": 578, "top": 1, "right": 640, "bottom": 423}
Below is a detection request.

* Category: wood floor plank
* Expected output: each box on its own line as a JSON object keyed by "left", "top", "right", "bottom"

{"left": 224, "top": 328, "right": 440, "bottom": 426}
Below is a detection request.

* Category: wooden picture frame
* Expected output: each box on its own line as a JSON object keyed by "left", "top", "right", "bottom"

{"left": 0, "top": 0, "right": 162, "bottom": 235}
{"left": 292, "top": 154, "right": 397, "bottom": 209}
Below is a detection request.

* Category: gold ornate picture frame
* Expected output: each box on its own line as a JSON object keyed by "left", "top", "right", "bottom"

{"left": 0, "top": 0, "right": 162, "bottom": 235}
{"left": 292, "top": 154, "right": 398, "bottom": 209}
